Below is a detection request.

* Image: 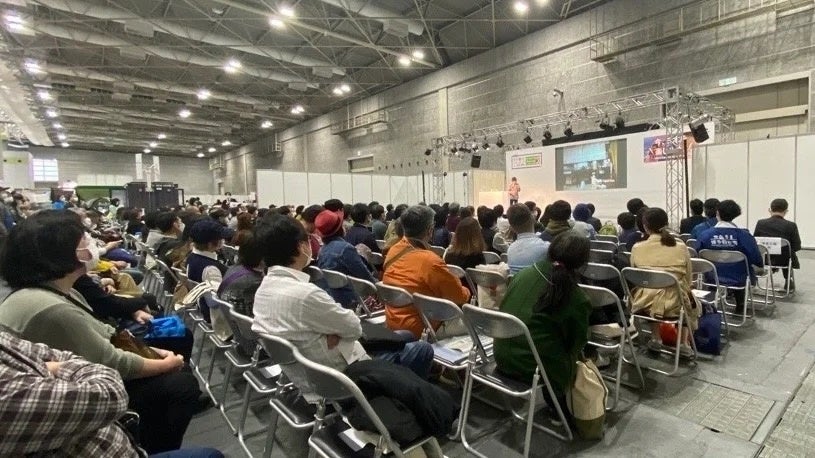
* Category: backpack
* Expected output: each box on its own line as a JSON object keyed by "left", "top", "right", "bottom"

{"left": 693, "top": 301, "right": 723, "bottom": 355}
{"left": 567, "top": 359, "right": 608, "bottom": 439}
{"left": 598, "top": 221, "right": 618, "bottom": 236}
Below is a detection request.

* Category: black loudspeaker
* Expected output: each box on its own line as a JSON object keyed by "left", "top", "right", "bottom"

{"left": 689, "top": 122, "right": 709, "bottom": 143}
{"left": 470, "top": 154, "right": 482, "bottom": 168}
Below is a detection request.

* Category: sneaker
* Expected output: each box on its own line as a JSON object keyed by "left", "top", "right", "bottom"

{"left": 594, "top": 354, "right": 611, "bottom": 369}
{"left": 679, "top": 344, "right": 695, "bottom": 358}
{"left": 646, "top": 339, "right": 663, "bottom": 353}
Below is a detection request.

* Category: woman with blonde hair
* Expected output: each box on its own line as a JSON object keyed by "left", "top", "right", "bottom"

{"left": 443, "top": 216, "right": 486, "bottom": 271}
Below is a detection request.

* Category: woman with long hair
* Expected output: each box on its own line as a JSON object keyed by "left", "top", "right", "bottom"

{"left": 494, "top": 232, "right": 592, "bottom": 418}
{"left": 630, "top": 207, "right": 699, "bottom": 353}
{"left": 443, "top": 217, "right": 486, "bottom": 270}
{"left": 231, "top": 212, "right": 255, "bottom": 246}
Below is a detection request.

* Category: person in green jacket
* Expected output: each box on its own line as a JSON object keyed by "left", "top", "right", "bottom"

{"left": 494, "top": 231, "right": 592, "bottom": 416}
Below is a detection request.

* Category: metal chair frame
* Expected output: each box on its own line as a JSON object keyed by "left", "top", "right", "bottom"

{"left": 446, "top": 264, "right": 478, "bottom": 304}
{"left": 596, "top": 234, "right": 619, "bottom": 244}
{"left": 482, "top": 251, "right": 501, "bottom": 265}
{"left": 690, "top": 258, "right": 730, "bottom": 339}
{"left": 698, "top": 249, "right": 755, "bottom": 327}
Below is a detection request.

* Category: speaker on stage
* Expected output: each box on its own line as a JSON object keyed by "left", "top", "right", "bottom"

{"left": 470, "top": 154, "right": 481, "bottom": 168}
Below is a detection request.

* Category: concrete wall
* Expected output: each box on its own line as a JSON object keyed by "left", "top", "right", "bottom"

{"left": 219, "top": 0, "right": 815, "bottom": 195}
{"left": 29, "top": 146, "right": 213, "bottom": 195}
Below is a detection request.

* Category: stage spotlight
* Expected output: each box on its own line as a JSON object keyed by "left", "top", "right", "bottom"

{"left": 450, "top": 145, "right": 457, "bottom": 153}
{"left": 495, "top": 135, "right": 505, "bottom": 148}
{"left": 543, "top": 126, "right": 552, "bottom": 140}
{"left": 564, "top": 122, "right": 573, "bottom": 138}
{"left": 424, "top": 148, "right": 432, "bottom": 156}
{"left": 523, "top": 130, "right": 532, "bottom": 144}
{"left": 599, "top": 114, "right": 613, "bottom": 131}
{"left": 614, "top": 111, "right": 625, "bottom": 129}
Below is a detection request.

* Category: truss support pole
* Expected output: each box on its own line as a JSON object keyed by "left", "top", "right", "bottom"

{"left": 663, "top": 87, "right": 685, "bottom": 230}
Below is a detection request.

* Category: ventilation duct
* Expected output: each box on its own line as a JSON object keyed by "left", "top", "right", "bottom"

{"left": 314, "top": 0, "right": 424, "bottom": 36}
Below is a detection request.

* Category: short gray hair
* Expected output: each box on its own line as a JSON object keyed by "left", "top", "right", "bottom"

{"left": 400, "top": 205, "right": 435, "bottom": 238}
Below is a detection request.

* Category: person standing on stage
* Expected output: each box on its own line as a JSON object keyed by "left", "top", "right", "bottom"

{"left": 508, "top": 177, "right": 521, "bottom": 206}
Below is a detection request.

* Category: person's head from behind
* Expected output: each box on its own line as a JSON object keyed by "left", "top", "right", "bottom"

{"left": 539, "top": 204, "right": 552, "bottom": 227}
{"left": 237, "top": 232, "right": 265, "bottom": 270}
{"left": 635, "top": 207, "right": 648, "bottom": 233}
{"left": 255, "top": 213, "right": 310, "bottom": 270}
{"left": 643, "top": 207, "right": 676, "bottom": 247}
{"left": 190, "top": 219, "right": 225, "bottom": 252}
{"left": 770, "top": 198, "right": 788, "bottom": 216}
{"left": 523, "top": 201, "right": 536, "bottom": 213}
{"left": 1, "top": 210, "right": 90, "bottom": 288}
{"left": 478, "top": 209, "right": 497, "bottom": 231}
{"left": 156, "top": 211, "right": 182, "bottom": 235}
{"left": 536, "top": 232, "right": 591, "bottom": 312}
{"left": 110, "top": 198, "right": 120, "bottom": 207}
{"left": 573, "top": 203, "right": 591, "bottom": 222}
{"left": 450, "top": 217, "right": 485, "bottom": 255}
{"left": 703, "top": 198, "right": 720, "bottom": 219}
{"left": 460, "top": 207, "right": 473, "bottom": 219}
{"left": 586, "top": 203, "right": 596, "bottom": 216}
{"left": 689, "top": 198, "right": 704, "bottom": 216}
{"left": 371, "top": 204, "right": 385, "bottom": 222}
{"left": 448, "top": 202, "right": 460, "bottom": 217}
{"left": 548, "top": 200, "right": 572, "bottom": 223}
{"left": 617, "top": 212, "right": 636, "bottom": 231}
{"left": 324, "top": 199, "right": 344, "bottom": 213}
{"left": 433, "top": 206, "right": 448, "bottom": 228}
{"left": 295, "top": 205, "right": 304, "bottom": 216}
{"left": 180, "top": 214, "right": 206, "bottom": 242}
{"left": 301, "top": 204, "right": 323, "bottom": 233}
{"left": 493, "top": 204, "right": 504, "bottom": 218}
{"left": 236, "top": 212, "right": 254, "bottom": 231}
{"left": 210, "top": 208, "right": 228, "bottom": 225}
{"left": 717, "top": 200, "right": 741, "bottom": 222}
{"left": 315, "top": 210, "right": 345, "bottom": 240}
{"left": 350, "top": 203, "right": 371, "bottom": 225}
{"left": 386, "top": 204, "right": 394, "bottom": 213}
{"left": 342, "top": 204, "right": 353, "bottom": 220}
{"left": 144, "top": 211, "right": 161, "bottom": 230}
{"left": 627, "top": 198, "right": 646, "bottom": 215}
{"left": 512, "top": 177, "right": 517, "bottom": 182}
{"left": 507, "top": 204, "right": 534, "bottom": 234}
{"left": 400, "top": 205, "right": 436, "bottom": 242}
{"left": 393, "top": 204, "right": 409, "bottom": 220}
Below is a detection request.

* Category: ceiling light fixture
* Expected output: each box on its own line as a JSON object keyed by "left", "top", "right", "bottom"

{"left": 495, "top": 135, "right": 505, "bottom": 148}
{"left": 24, "top": 59, "right": 43, "bottom": 75}
{"left": 221, "top": 140, "right": 232, "bottom": 146}
{"left": 223, "top": 58, "right": 242, "bottom": 73}
{"left": 279, "top": 6, "right": 295, "bottom": 17}
{"left": 543, "top": 126, "right": 552, "bottom": 140}
{"left": 340, "top": 84, "right": 351, "bottom": 93}
{"left": 599, "top": 113, "right": 613, "bottom": 131}
{"left": 268, "top": 16, "right": 285, "bottom": 28}
{"left": 614, "top": 111, "right": 625, "bottom": 129}
{"left": 291, "top": 104, "right": 305, "bottom": 114}
{"left": 261, "top": 120, "right": 273, "bottom": 129}
{"left": 149, "top": 141, "right": 158, "bottom": 148}
{"left": 197, "top": 152, "right": 205, "bottom": 158}
{"left": 37, "top": 90, "right": 51, "bottom": 100}
{"left": 412, "top": 50, "right": 425, "bottom": 60}
{"left": 57, "top": 133, "right": 66, "bottom": 140}
{"left": 157, "top": 133, "right": 166, "bottom": 139}
{"left": 197, "top": 88, "right": 211, "bottom": 100}
{"left": 564, "top": 121, "right": 573, "bottom": 138}
{"left": 398, "top": 55, "right": 411, "bottom": 66}
{"left": 208, "top": 147, "right": 216, "bottom": 153}
{"left": 4, "top": 11, "right": 26, "bottom": 32}
{"left": 332, "top": 87, "right": 343, "bottom": 96}
{"left": 178, "top": 108, "right": 191, "bottom": 118}
{"left": 61, "top": 142, "right": 69, "bottom": 148}
{"left": 424, "top": 148, "right": 432, "bottom": 156}
{"left": 523, "top": 129, "right": 532, "bottom": 144}
{"left": 482, "top": 138, "right": 490, "bottom": 150}
{"left": 143, "top": 148, "right": 151, "bottom": 154}
{"left": 45, "top": 109, "right": 58, "bottom": 118}
{"left": 513, "top": 1, "right": 529, "bottom": 14}
{"left": 52, "top": 122, "right": 62, "bottom": 129}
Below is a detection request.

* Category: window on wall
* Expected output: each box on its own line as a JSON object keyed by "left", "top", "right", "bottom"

{"left": 348, "top": 155, "right": 374, "bottom": 173}
{"left": 32, "top": 158, "right": 59, "bottom": 182}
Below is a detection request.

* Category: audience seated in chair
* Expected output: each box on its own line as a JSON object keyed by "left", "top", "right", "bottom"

{"left": 445, "top": 202, "right": 462, "bottom": 232}
{"left": 696, "top": 199, "right": 763, "bottom": 313}
{"left": 586, "top": 203, "right": 602, "bottom": 232}
{"left": 539, "top": 200, "right": 572, "bottom": 243}
{"left": 618, "top": 211, "right": 644, "bottom": 252}
{"left": 229, "top": 212, "right": 254, "bottom": 247}
{"left": 753, "top": 198, "right": 801, "bottom": 290}
{"left": 630, "top": 208, "right": 700, "bottom": 353}
{"left": 251, "top": 213, "right": 434, "bottom": 379}
{"left": 680, "top": 198, "right": 706, "bottom": 235}
{"left": 444, "top": 216, "right": 487, "bottom": 272}
{"left": 383, "top": 205, "right": 471, "bottom": 339}
{"left": 691, "top": 198, "right": 720, "bottom": 240}
{"left": 300, "top": 204, "right": 325, "bottom": 258}
{"left": 370, "top": 204, "right": 388, "bottom": 241}
{"left": 571, "top": 203, "right": 598, "bottom": 239}
{"left": 344, "top": 203, "right": 381, "bottom": 254}
{"left": 431, "top": 205, "right": 451, "bottom": 248}
{"left": 186, "top": 219, "right": 228, "bottom": 285}
{"left": 478, "top": 209, "right": 499, "bottom": 254}
{"left": 507, "top": 203, "right": 549, "bottom": 274}
{"left": 0, "top": 210, "right": 202, "bottom": 454}
{"left": 217, "top": 232, "right": 265, "bottom": 318}
{"left": 494, "top": 232, "right": 592, "bottom": 421}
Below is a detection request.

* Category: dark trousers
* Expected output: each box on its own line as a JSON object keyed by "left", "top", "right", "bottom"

{"left": 125, "top": 369, "right": 202, "bottom": 454}
{"left": 145, "top": 328, "right": 195, "bottom": 362}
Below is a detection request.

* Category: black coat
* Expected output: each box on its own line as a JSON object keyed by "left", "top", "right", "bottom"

{"left": 754, "top": 215, "right": 801, "bottom": 269}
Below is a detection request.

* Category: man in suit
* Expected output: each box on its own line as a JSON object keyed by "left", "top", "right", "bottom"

{"left": 753, "top": 198, "right": 801, "bottom": 291}
{"left": 680, "top": 198, "right": 706, "bottom": 235}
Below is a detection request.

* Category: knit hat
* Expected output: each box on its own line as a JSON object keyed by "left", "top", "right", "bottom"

{"left": 189, "top": 219, "right": 227, "bottom": 244}
{"left": 573, "top": 203, "right": 591, "bottom": 222}
{"left": 315, "top": 210, "right": 344, "bottom": 238}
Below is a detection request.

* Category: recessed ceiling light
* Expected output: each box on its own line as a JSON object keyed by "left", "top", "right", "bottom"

{"left": 149, "top": 141, "right": 158, "bottom": 148}
{"left": 52, "top": 122, "right": 62, "bottom": 129}
{"left": 57, "top": 133, "right": 66, "bottom": 140}
{"left": 143, "top": 148, "right": 151, "bottom": 153}
{"left": 513, "top": 1, "right": 529, "bottom": 13}
{"left": 340, "top": 84, "right": 351, "bottom": 93}
{"left": 398, "top": 55, "right": 411, "bottom": 66}
{"left": 178, "top": 109, "right": 191, "bottom": 118}
{"left": 221, "top": 140, "right": 231, "bottom": 146}
{"left": 37, "top": 90, "right": 51, "bottom": 100}
{"left": 261, "top": 120, "right": 273, "bottom": 129}
{"left": 279, "top": 6, "right": 295, "bottom": 17}
{"left": 157, "top": 133, "right": 166, "bottom": 139}
{"left": 269, "top": 16, "right": 285, "bottom": 28}
{"left": 208, "top": 147, "right": 216, "bottom": 153}
{"left": 290, "top": 104, "right": 305, "bottom": 114}
{"left": 197, "top": 88, "right": 211, "bottom": 100}
{"left": 224, "top": 58, "right": 241, "bottom": 73}
{"left": 332, "top": 87, "right": 343, "bottom": 96}
{"left": 412, "top": 50, "right": 425, "bottom": 60}
{"left": 45, "top": 109, "right": 58, "bottom": 118}
{"left": 60, "top": 142, "right": 69, "bottom": 148}
{"left": 24, "top": 59, "right": 43, "bottom": 75}
{"left": 196, "top": 152, "right": 205, "bottom": 158}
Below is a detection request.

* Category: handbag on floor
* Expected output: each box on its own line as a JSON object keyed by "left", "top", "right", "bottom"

{"left": 693, "top": 301, "right": 722, "bottom": 355}
{"left": 567, "top": 359, "right": 608, "bottom": 440}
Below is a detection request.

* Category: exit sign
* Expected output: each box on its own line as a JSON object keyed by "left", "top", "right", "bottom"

{"left": 718, "top": 77, "right": 738, "bottom": 87}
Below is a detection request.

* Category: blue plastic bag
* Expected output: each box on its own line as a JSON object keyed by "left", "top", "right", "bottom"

{"left": 144, "top": 315, "right": 187, "bottom": 339}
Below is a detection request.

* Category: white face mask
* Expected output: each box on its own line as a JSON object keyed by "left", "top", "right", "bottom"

{"left": 78, "top": 235, "right": 100, "bottom": 272}
{"left": 178, "top": 222, "right": 185, "bottom": 233}
{"left": 82, "top": 217, "right": 93, "bottom": 229}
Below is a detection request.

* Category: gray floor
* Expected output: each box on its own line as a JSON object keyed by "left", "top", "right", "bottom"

{"left": 183, "top": 252, "right": 815, "bottom": 457}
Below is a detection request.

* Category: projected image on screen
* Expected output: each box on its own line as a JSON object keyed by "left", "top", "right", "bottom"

{"left": 555, "top": 139, "right": 627, "bottom": 191}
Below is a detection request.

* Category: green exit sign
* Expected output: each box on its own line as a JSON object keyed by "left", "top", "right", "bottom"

{"left": 718, "top": 77, "right": 737, "bottom": 87}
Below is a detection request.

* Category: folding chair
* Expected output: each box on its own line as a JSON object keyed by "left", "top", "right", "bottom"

{"left": 690, "top": 258, "right": 729, "bottom": 338}
{"left": 460, "top": 305, "right": 572, "bottom": 458}
{"left": 429, "top": 245, "right": 446, "bottom": 258}
{"left": 446, "top": 264, "right": 477, "bottom": 303}
{"left": 679, "top": 234, "right": 692, "bottom": 243}
{"left": 687, "top": 246, "right": 698, "bottom": 258}
{"left": 375, "top": 239, "right": 385, "bottom": 250}
{"left": 578, "top": 284, "right": 644, "bottom": 410}
{"left": 596, "top": 234, "right": 619, "bottom": 244}
{"left": 348, "top": 276, "right": 383, "bottom": 321}
{"left": 752, "top": 245, "right": 775, "bottom": 310}
{"left": 467, "top": 267, "right": 508, "bottom": 309}
{"left": 685, "top": 239, "right": 697, "bottom": 248}
{"left": 375, "top": 282, "right": 414, "bottom": 312}
{"left": 307, "top": 265, "right": 324, "bottom": 283}
{"left": 368, "top": 252, "right": 384, "bottom": 270}
{"left": 699, "top": 250, "right": 754, "bottom": 327}
{"left": 493, "top": 234, "right": 509, "bottom": 253}
{"left": 500, "top": 253, "right": 508, "bottom": 264}
{"left": 256, "top": 332, "right": 332, "bottom": 458}
{"left": 200, "top": 292, "right": 239, "bottom": 404}
{"left": 482, "top": 251, "right": 501, "bottom": 264}
{"left": 295, "top": 349, "right": 445, "bottom": 458}
{"left": 322, "top": 269, "right": 373, "bottom": 317}
{"left": 621, "top": 267, "right": 698, "bottom": 376}
{"left": 413, "top": 293, "right": 486, "bottom": 365}
{"left": 754, "top": 238, "right": 796, "bottom": 299}
{"left": 617, "top": 251, "right": 631, "bottom": 266}
{"left": 589, "top": 249, "right": 614, "bottom": 264}
{"left": 590, "top": 240, "right": 618, "bottom": 252}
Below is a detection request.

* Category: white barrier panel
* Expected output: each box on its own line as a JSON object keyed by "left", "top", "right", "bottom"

{"left": 330, "top": 174, "right": 353, "bottom": 204}
{"left": 352, "top": 175, "right": 372, "bottom": 203}
{"left": 256, "top": 169, "right": 284, "bottom": 207}
{"left": 308, "top": 173, "right": 332, "bottom": 205}
{"left": 372, "top": 175, "right": 391, "bottom": 204}
{"left": 283, "top": 172, "right": 308, "bottom": 207}
{"left": 796, "top": 135, "right": 815, "bottom": 247}
{"left": 747, "top": 137, "right": 796, "bottom": 231}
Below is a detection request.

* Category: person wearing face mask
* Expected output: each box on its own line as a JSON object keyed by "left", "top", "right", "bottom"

{"left": 0, "top": 210, "right": 203, "bottom": 454}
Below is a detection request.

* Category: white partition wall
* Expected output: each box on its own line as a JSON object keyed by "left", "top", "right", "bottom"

{"left": 704, "top": 142, "right": 749, "bottom": 227}
{"left": 351, "top": 175, "right": 372, "bottom": 203}
{"left": 308, "top": 173, "right": 332, "bottom": 205}
{"left": 371, "top": 175, "right": 391, "bottom": 204}
{"left": 796, "top": 135, "right": 815, "bottom": 248}
{"left": 330, "top": 174, "right": 353, "bottom": 204}
{"left": 747, "top": 137, "right": 796, "bottom": 230}
{"left": 283, "top": 172, "right": 308, "bottom": 207}
{"left": 390, "top": 176, "right": 408, "bottom": 204}
{"left": 256, "top": 170, "right": 284, "bottom": 207}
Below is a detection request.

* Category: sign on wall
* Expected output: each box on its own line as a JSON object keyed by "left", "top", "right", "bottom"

{"left": 510, "top": 153, "right": 542, "bottom": 169}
